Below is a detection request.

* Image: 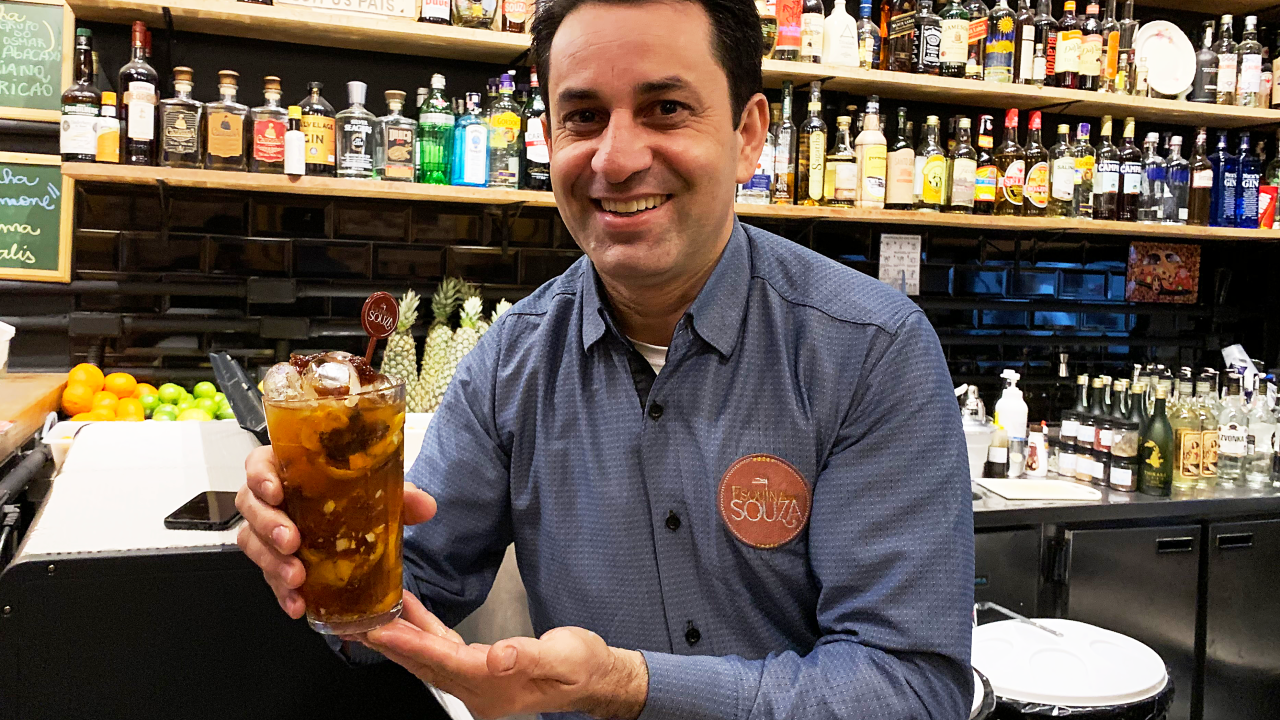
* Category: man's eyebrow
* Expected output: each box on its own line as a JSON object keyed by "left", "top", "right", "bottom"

{"left": 556, "top": 87, "right": 600, "bottom": 105}
{"left": 635, "top": 76, "right": 694, "bottom": 96}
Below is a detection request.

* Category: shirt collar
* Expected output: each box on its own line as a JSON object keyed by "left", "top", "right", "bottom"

{"left": 580, "top": 219, "right": 751, "bottom": 359}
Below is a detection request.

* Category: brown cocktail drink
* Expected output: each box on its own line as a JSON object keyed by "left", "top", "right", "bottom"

{"left": 261, "top": 351, "right": 406, "bottom": 634}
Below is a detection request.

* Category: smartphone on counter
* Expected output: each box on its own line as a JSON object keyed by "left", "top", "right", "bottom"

{"left": 164, "top": 491, "right": 243, "bottom": 531}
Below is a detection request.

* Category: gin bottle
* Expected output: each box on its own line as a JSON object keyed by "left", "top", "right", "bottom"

{"left": 1236, "top": 131, "right": 1262, "bottom": 227}
{"left": 1137, "top": 132, "right": 1166, "bottom": 223}
{"left": 1210, "top": 130, "right": 1238, "bottom": 227}
{"left": 1165, "top": 135, "right": 1189, "bottom": 223}
{"left": 417, "top": 74, "right": 454, "bottom": 185}
{"left": 1217, "top": 373, "right": 1249, "bottom": 485}
{"left": 158, "top": 66, "right": 202, "bottom": 168}
{"left": 204, "top": 70, "right": 248, "bottom": 172}
{"left": 299, "top": 82, "right": 336, "bottom": 177}
{"left": 487, "top": 74, "right": 522, "bottom": 188}
{"left": 336, "top": 81, "right": 376, "bottom": 179}
{"left": 375, "top": 90, "right": 416, "bottom": 182}
{"left": 451, "top": 92, "right": 489, "bottom": 187}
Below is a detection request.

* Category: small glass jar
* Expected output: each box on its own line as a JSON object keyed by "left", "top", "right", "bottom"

{"left": 1091, "top": 448, "right": 1110, "bottom": 486}
{"left": 1110, "top": 456, "right": 1139, "bottom": 492}
{"left": 1046, "top": 438, "right": 1061, "bottom": 475}
{"left": 1111, "top": 420, "right": 1141, "bottom": 460}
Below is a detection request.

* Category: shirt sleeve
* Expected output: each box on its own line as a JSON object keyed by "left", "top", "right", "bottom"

{"left": 638, "top": 311, "right": 975, "bottom": 720}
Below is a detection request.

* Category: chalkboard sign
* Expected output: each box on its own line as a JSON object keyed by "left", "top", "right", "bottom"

{"left": 0, "top": 0, "right": 72, "bottom": 122}
{"left": 0, "top": 152, "right": 70, "bottom": 282}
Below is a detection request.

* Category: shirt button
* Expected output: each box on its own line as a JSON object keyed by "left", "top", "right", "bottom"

{"left": 685, "top": 623, "right": 701, "bottom": 646}
{"left": 648, "top": 403, "right": 664, "bottom": 421}
{"left": 665, "top": 511, "right": 681, "bottom": 531}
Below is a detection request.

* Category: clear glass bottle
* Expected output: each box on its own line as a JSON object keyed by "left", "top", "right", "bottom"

{"left": 1137, "top": 134, "right": 1166, "bottom": 223}
{"left": 205, "top": 70, "right": 248, "bottom": 172}
{"left": 1072, "top": 121, "right": 1095, "bottom": 218}
{"left": 773, "top": 81, "right": 798, "bottom": 205}
{"left": 985, "top": 0, "right": 1015, "bottom": 83}
{"left": 158, "top": 66, "right": 202, "bottom": 169}
{"left": 118, "top": 21, "right": 159, "bottom": 166}
{"left": 1047, "top": 123, "right": 1075, "bottom": 217}
{"left": 854, "top": 0, "right": 882, "bottom": 68}
{"left": 855, "top": 95, "right": 887, "bottom": 208}
{"left": 801, "top": 0, "right": 826, "bottom": 62}
{"left": 453, "top": 0, "right": 496, "bottom": 28}
{"left": 885, "top": 108, "right": 915, "bottom": 209}
{"left": 450, "top": 92, "right": 489, "bottom": 187}
{"left": 1246, "top": 374, "right": 1276, "bottom": 487}
{"left": 375, "top": 90, "right": 416, "bottom": 182}
{"left": 417, "top": 74, "right": 454, "bottom": 186}
{"left": 1099, "top": 0, "right": 1119, "bottom": 91}
{"left": 299, "top": 82, "right": 336, "bottom": 177}
{"left": 1216, "top": 372, "right": 1249, "bottom": 485}
{"left": 336, "top": 81, "right": 376, "bottom": 179}
{"left": 1190, "top": 22, "right": 1219, "bottom": 102}
{"left": 1216, "top": 15, "right": 1238, "bottom": 105}
{"left": 1023, "top": 111, "right": 1049, "bottom": 214}
{"left": 1165, "top": 135, "right": 1189, "bottom": 224}
{"left": 824, "top": 116, "right": 857, "bottom": 206}
{"left": 759, "top": 0, "right": 779, "bottom": 59}
{"left": 1170, "top": 378, "right": 1202, "bottom": 489}
{"left": 61, "top": 28, "right": 100, "bottom": 163}
{"left": 947, "top": 116, "right": 977, "bottom": 212}
{"left": 915, "top": 115, "right": 947, "bottom": 210}
{"left": 250, "top": 76, "right": 288, "bottom": 174}
{"left": 797, "top": 82, "right": 827, "bottom": 206}
{"left": 1237, "top": 16, "right": 1264, "bottom": 107}
{"left": 487, "top": 74, "right": 522, "bottom": 189}
{"left": 994, "top": 108, "right": 1024, "bottom": 215}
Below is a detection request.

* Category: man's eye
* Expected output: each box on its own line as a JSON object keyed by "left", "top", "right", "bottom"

{"left": 565, "top": 110, "right": 599, "bottom": 125}
{"left": 659, "top": 101, "right": 681, "bottom": 115}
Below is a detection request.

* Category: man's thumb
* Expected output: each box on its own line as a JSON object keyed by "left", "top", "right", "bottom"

{"left": 403, "top": 484, "right": 438, "bottom": 525}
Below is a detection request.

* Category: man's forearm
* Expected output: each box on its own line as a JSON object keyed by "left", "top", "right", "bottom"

{"left": 578, "top": 647, "right": 649, "bottom": 720}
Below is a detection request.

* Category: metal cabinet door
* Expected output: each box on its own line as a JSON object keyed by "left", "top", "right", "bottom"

{"left": 1065, "top": 525, "right": 1201, "bottom": 720}
{"left": 1203, "top": 519, "right": 1280, "bottom": 720}
{"left": 974, "top": 528, "right": 1042, "bottom": 624}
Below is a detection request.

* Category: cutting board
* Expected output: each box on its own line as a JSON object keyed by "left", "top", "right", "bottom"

{"left": 0, "top": 372, "right": 66, "bottom": 462}
{"left": 975, "top": 478, "right": 1103, "bottom": 501}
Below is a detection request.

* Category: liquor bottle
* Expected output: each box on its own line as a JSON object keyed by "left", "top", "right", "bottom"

{"left": 797, "top": 82, "right": 827, "bottom": 206}
{"left": 1072, "top": 122, "right": 1095, "bottom": 218}
{"left": 1135, "top": 132, "right": 1166, "bottom": 223}
{"left": 994, "top": 108, "right": 1024, "bottom": 215}
{"left": 249, "top": 77, "right": 288, "bottom": 174}
{"left": 1021, "top": 112, "right": 1048, "bottom": 215}
{"left": 451, "top": 92, "right": 489, "bottom": 187}
{"left": 284, "top": 106, "right": 305, "bottom": 176}
{"left": 95, "top": 92, "right": 120, "bottom": 164}
{"left": 1165, "top": 135, "right": 1189, "bottom": 224}
{"left": 985, "top": 0, "right": 1016, "bottom": 83}
{"left": 1237, "top": 16, "right": 1264, "bottom": 107}
{"left": 1099, "top": 0, "right": 1119, "bottom": 91}
{"left": 939, "top": 0, "right": 970, "bottom": 77}
{"left": 965, "top": 0, "right": 989, "bottom": 80}
{"left": 1117, "top": 0, "right": 1138, "bottom": 59}
{"left": 1077, "top": 3, "right": 1103, "bottom": 90}
{"left": 855, "top": 0, "right": 882, "bottom": 68}
{"left": 1216, "top": 15, "right": 1238, "bottom": 105}
{"left": 1259, "top": 29, "right": 1273, "bottom": 108}
{"left": 1093, "top": 115, "right": 1120, "bottom": 219}
{"left": 1013, "top": 0, "right": 1036, "bottom": 83}
{"left": 420, "top": 0, "right": 451, "bottom": 24}
{"left": 335, "top": 81, "right": 375, "bottom": 180}
{"left": 915, "top": 115, "right": 947, "bottom": 210}
{"left": 824, "top": 0, "right": 859, "bottom": 66}
{"left": 487, "top": 74, "right": 522, "bottom": 189}
{"left": 1108, "top": 117, "right": 1139, "bottom": 222}
{"left": 947, "top": 117, "right": 977, "bottom": 212}
{"left": 973, "top": 114, "right": 997, "bottom": 214}
{"left": 759, "top": 0, "right": 779, "bottom": 58}
{"left": 1059, "top": 374, "right": 1089, "bottom": 478}
{"left": 1076, "top": 376, "right": 1104, "bottom": 483}
{"left": 774, "top": 0, "right": 802, "bottom": 60}
{"left": 1195, "top": 374, "right": 1219, "bottom": 483}
{"left": 822, "top": 116, "right": 856, "bottom": 205}
{"left": 1237, "top": 131, "right": 1261, "bottom": 228}
{"left": 1033, "top": 0, "right": 1058, "bottom": 86}
{"left": 1210, "top": 130, "right": 1238, "bottom": 227}
{"left": 373, "top": 91, "right": 415, "bottom": 182}
{"left": 885, "top": 108, "right": 915, "bottom": 209}
{"left": 522, "top": 70, "right": 550, "bottom": 191}
{"left": 157, "top": 67, "right": 201, "bottom": 169}
{"left": 1216, "top": 373, "right": 1248, "bottom": 485}
{"left": 299, "top": 82, "right": 336, "bottom": 177}
{"left": 118, "top": 21, "right": 158, "bottom": 166}
{"left": 1139, "top": 383, "right": 1174, "bottom": 496}
{"left": 1188, "top": 23, "right": 1220, "bottom": 103}
{"left": 417, "top": 74, "right": 454, "bottom": 185}
{"left": 60, "top": 29, "right": 100, "bottom": 163}
{"left": 915, "top": 0, "right": 944, "bottom": 74}
{"left": 453, "top": 0, "right": 495, "bottom": 29}
{"left": 800, "top": 0, "right": 826, "bottom": 62}
{"left": 1048, "top": 123, "right": 1075, "bottom": 217}
{"left": 855, "top": 95, "right": 887, "bottom": 208}
{"left": 1055, "top": 1, "right": 1082, "bottom": 89}
{"left": 1267, "top": 128, "right": 1280, "bottom": 186}
{"left": 1188, "top": 129, "right": 1212, "bottom": 225}
{"left": 773, "top": 82, "right": 798, "bottom": 204}
{"left": 502, "top": 0, "right": 529, "bottom": 32}
{"left": 887, "top": 0, "right": 919, "bottom": 71}
{"left": 205, "top": 71, "right": 248, "bottom": 172}
{"left": 1243, "top": 375, "right": 1275, "bottom": 486}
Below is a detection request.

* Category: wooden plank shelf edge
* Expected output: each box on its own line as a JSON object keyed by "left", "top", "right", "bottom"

{"left": 61, "top": 163, "right": 1280, "bottom": 241}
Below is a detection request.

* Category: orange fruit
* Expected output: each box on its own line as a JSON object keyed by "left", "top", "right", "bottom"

{"left": 62, "top": 383, "right": 96, "bottom": 416}
{"left": 92, "top": 390, "right": 119, "bottom": 414}
{"left": 132, "top": 383, "right": 158, "bottom": 399}
{"left": 68, "top": 363, "right": 105, "bottom": 392}
{"left": 115, "top": 397, "right": 146, "bottom": 421}
{"left": 104, "top": 372, "right": 138, "bottom": 399}
{"left": 70, "top": 412, "right": 94, "bottom": 421}
{"left": 84, "top": 409, "right": 114, "bottom": 421}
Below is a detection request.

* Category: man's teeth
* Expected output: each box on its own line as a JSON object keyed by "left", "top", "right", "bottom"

{"left": 600, "top": 195, "right": 666, "bottom": 214}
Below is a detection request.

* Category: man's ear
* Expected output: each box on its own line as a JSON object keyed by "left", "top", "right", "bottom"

{"left": 735, "top": 92, "right": 770, "bottom": 185}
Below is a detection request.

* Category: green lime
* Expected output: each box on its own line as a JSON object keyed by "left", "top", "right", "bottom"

{"left": 193, "top": 381, "right": 218, "bottom": 399}
{"left": 177, "top": 408, "right": 213, "bottom": 422}
{"left": 213, "top": 392, "right": 227, "bottom": 406}
{"left": 177, "top": 399, "right": 195, "bottom": 412}
{"left": 155, "top": 403, "right": 178, "bottom": 416}
{"left": 157, "top": 383, "right": 183, "bottom": 405}
{"left": 218, "top": 398, "right": 232, "bottom": 413}
{"left": 152, "top": 409, "right": 178, "bottom": 421}
{"left": 216, "top": 408, "right": 237, "bottom": 421}
{"left": 138, "top": 394, "right": 160, "bottom": 417}
{"left": 195, "top": 397, "right": 218, "bottom": 414}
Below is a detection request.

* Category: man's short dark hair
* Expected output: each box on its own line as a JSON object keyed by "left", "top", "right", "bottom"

{"left": 530, "top": 0, "right": 764, "bottom": 125}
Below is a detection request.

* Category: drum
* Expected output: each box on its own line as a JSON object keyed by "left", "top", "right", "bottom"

{"left": 971, "top": 667, "right": 996, "bottom": 720}
{"left": 973, "top": 619, "right": 1174, "bottom": 720}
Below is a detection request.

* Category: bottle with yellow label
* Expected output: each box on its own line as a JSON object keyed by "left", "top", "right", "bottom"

{"left": 914, "top": 115, "right": 947, "bottom": 211}
{"left": 855, "top": 95, "right": 887, "bottom": 209}
{"left": 797, "top": 82, "right": 827, "bottom": 206}
{"left": 299, "top": 81, "right": 336, "bottom": 177}
{"left": 1023, "top": 110, "right": 1050, "bottom": 215}
{"left": 205, "top": 70, "right": 248, "bottom": 172}
{"left": 95, "top": 91, "right": 120, "bottom": 164}
{"left": 824, "top": 116, "right": 857, "bottom": 206}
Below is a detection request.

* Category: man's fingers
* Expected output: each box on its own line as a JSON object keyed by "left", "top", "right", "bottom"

{"left": 367, "top": 620, "right": 490, "bottom": 678}
{"left": 236, "top": 483, "right": 299, "bottom": 555}
{"left": 244, "top": 446, "right": 284, "bottom": 506}
{"left": 400, "top": 590, "right": 464, "bottom": 643}
{"left": 403, "top": 484, "right": 438, "bottom": 525}
{"left": 236, "top": 521, "right": 307, "bottom": 617}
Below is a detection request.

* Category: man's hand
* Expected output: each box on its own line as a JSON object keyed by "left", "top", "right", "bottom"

{"left": 235, "top": 445, "right": 438, "bottom": 618}
{"left": 354, "top": 591, "right": 648, "bottom": 720}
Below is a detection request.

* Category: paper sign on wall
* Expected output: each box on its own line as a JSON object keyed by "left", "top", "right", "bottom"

{"left": 878, "top": 233, "right": 921, "bottom": 296}
{"left": 273, "top": 0, "right": 419, "bottom": 18}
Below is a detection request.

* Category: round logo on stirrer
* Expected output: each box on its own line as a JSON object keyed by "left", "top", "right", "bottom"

{"left": 361, "top": 291, "right": 399, "bottom": 365}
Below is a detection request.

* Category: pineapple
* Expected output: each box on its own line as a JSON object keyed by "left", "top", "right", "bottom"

{"left": 379, "top": 290, "right": 420, "bottom": 387}
{"left": 432, "top": 294, "right": 484, "bottom": 410}
{"left": 415, "top": 278, "right": 464, "bottom": 413}
{"left": 477, "top": 298, "right": 512, "bottom": 335}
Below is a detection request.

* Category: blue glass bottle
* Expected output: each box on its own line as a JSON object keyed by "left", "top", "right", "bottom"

{"left": 1210, "top": 130, "right": 1238, "bottom": 227}
{"left": 1236, "top": 131, "right": 1261, "bottom": 228}
{"left": 450, "top": 92, "right": 489, "bottom": 187}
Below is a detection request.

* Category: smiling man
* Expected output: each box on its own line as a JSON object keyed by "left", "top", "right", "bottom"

{"left": 236, "top": 0, "right": 974, "bottom": 717}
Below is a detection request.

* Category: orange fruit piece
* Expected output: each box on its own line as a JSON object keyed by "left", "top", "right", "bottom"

{"left": 84, "top": 409, "right": 114, "bottom": 421}
{"left": 116, "top": 397, "right": 146, "bottom": 421}
{"left": 132, "top": 383, "right": 159, "bottom": 399}
{"left": 62, "top": 383, "right": 96, "bottom": 416}
{"left": 104, "top": 372, "right": 138, "bottom": 399}
{"left": 68, "top": 363, "right": 105, "bottom": 392}
{"left": 92, "top": 390, "right": 119, "bottom": 414}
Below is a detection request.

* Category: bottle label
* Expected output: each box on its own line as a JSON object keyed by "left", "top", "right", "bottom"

{"left": 985, "top": 19, "right": 1015, "bottom": 83}
{"left": 60, "top": 104, "right": 98, "bottom": 156}
{"left": 1104, "top": 30, "right": 1119, "bottom": 77}
{"left": 124, "top": 81, "right": 156, "bottom": 142}
{"left": 987, "top": 445, "right": 1008, "bottom": 463}
{"left": 160, "top": 107, "right": 199, "bottom": 155}
{"left": 860, "top": 144, "right": 887, "bottom": 202}
{"left": 420, "top": 0, "right": 450, "bottom": 20}
{"left": 1019, "top": 25, "right": 1035, "bottom": 80}
{"left": 950, "top": 157, "right": 976, "bottom": 207}
{"left": 1110, "top": 465, "right": 1132, "bottom": 489}
{"left": 1078, "top": 423, "right": 1095, "bottom": 444}
{"left": 859, "top": 34, "right": 878, "bottom": 69}
{"left": 808, "top": 131, "right": 826, "bottom": 201}
{"left": 773, "top": 131, "right": 793, "bottom": 180}
{"left": 940, "top": 19, "right": 968, "bottom": 64}
{"left": 1052, "top": 157, "right": 1075, "bottom": 200}
{"left": 502, "top": 0, "right": 527, "bottom": 23}
{"left": 95, "top": 117, "right": 120, "bottom": 162}
{"left": 776, "top": 0, "right": 802, "bottom": 49}
{"left": 889, "top": 10, "right": 916, "bottom": 39}
{"left": 800, "top": 13, "right": 824, "bottom": 59}
{"left": 1091, "top": 457, "right": 1106, "bottom": 480}
{"left": 1241, "top": 171, "right": 1260, "bottom": 219}
{"left": 835, "top": 160, "right": 859, "bottom": 199}
{"left": 1095, "top": 159, "right": 1120, "bottom": 193}
{"left": 383, "top": 125, "right": 415, "bottom": 179}
{"left": 1000, "top": 158, "right": 1025, "bottom": 204}
{"left": 1218, "top": 423, "right": 1247, "bottom": 456}
{"left": 1239, "top": 54, "right": 1262, "bottom": 94}
{"left": 1044, "top": 31, "right": 1057, "bottom": 76}
{"left": 1075, "top": 153, "right": 1094, "bottom": 184}
{"left": 253, "top": 119, "right": 287, "bottom": 163}
{"left": 424, "top": 111, "right": 455, "bottom": 128}
{"left": 975, "top": 163, "right": 998, "bottom": 202}
{"left": 489, "top": 110, "right": 521, "bottom": 148}
{"left": 1121, "top": 161, "right": 1142, "bottom": 194}
{"left": 285, "top": 129, "right": 306, "bottom": 175}
{"left": 525, "top": 115, "right": 549, "bottom": 164}
{"left": 885, "top": 149, "right": 914, "bottom": 204}
{"left": 207, "top": 111, "right": 244, "bottom": 159}
{"left": 746, "top": 145, "right": 775, "bottom": 192}
{"left": 1201, "top": 430, "right": 1218, "bottom": 475}
{"left": 1061, "top": 418, "right": 1079, "bottom": 440}
{"left": 1219, "top": 53, "right": 1237, "bottom": 92}
{"left": 1055, "top": 29, "right": 1081, "bottom": 73}
{"left": 921, "top": 154, "right": 948, "bottom": 204}
{"left": 463, "top": 123, "right": 488, "bottom": 185}
{"left": 1079, "top": 33, "right": 1103, "bottom": 76}
{"left": 1060, "top": 449, "right": 1077, "bottom": 475}
{"left": 301, "top": 115, "right": 336, "bottom": 165}
{"left": 1025, "top": 160, "right": 1049, "bottom": 207}
{"left": 968, "top": 18, "right": 988, "bottom": 44}
{"left": 919, "top": 25, "right": 943, "bottom": 69}
{"left": 1192, "top": 167, "right": 1213, "bottom": 188}
{"left": 340, "top": 117, "right": 375, "bottom": 172}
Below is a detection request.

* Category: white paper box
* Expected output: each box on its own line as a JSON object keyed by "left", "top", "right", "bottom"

{"left": 274, "top": 0, "right": 419, "bottom": 19}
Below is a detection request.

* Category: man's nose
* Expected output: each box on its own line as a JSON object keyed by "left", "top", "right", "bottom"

{"left": 591, "top": 112, "right": 652, "bottom": 184}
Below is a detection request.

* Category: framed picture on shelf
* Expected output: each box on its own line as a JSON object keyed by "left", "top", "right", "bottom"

{"left": 1125, "top": 241, "right": 1199, "bottom": 304}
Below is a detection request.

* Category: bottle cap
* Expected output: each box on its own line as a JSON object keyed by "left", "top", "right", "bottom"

{"left": 1005, "top": 108, "right": 1018, "bottom": 127}
{"left": 173, "top": 66, "right": 194, "bottom": 86}
{"left": 385, "top": 89, "right": 406, "bottom": 108}
{"left": 102, "top": 91, "right": 116, "bottom": 105}
{"left": 77, "top": 27, "right": 92, "bottom": 37}
{"left": 308, "top": 81, "right": 324, "bottom": 92}
{"left": 217, "top": 70, "right": 239, "bottom": 89}
{"left": 432, "top": 73, "right": 446, "bottom": 90}
{"left": 1059, "top": 124, "right": 1070, "bottom": 133}
{"left": 500, "top": 73, "right": 515, "bottom": 92}
{"left": 1078, "top": 122, "right": 1091, "bottom": 138}
{"left": 959, "top": 117, "right": 971, "bottom": 128}
{"left": 1064, "top": 1, "right": 1075, "bottom": 9}
{"left": 837, "top": 115, "right": 851, "bottom": 126}
{"left": 347, "top": 80, "right": 368, "bottom": 105}
{"left": 263, "top": 76, "right": 282, "bottom": 95}
{"left": 288, "top": 105, "right": 302, "bottom": 119}
{"left": 1029, "top": 111, "right": 1041, "bottom": 131}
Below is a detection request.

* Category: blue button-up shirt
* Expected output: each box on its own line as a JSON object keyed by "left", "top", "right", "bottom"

{"left": 406, "top": 220, "right": 974, "bottom": 720}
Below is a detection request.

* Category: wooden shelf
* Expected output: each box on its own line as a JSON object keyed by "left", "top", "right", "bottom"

{"left": 1137, "top": 0, "right": 1278, "bottom": 15}
{"left": 61, "top": 163, "right": 1280, "bottom": 241}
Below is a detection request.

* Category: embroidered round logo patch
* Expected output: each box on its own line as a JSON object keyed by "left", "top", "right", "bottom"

{"left": 717, "top": 454, "right": 812, "bottom": 549}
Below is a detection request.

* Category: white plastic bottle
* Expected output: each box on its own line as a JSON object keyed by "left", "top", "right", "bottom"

{"left": 993, "top": 369, "right": 1029, "bottom": 477}
{"left": 284, "top": 104, "right": 306, "bottom": 176}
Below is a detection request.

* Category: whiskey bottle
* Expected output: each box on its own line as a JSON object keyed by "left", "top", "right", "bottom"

{"left": 299, "top": 82, "right": 336, "bottom": 177}
{"left": 1055, "top": 1, "right": 1082, "bottom": 89}
{"left": 1092, "top": 115, "right": 1120, "bottom": 219}
{"left": 1216, "top": 15, "right": 1238, "bottom": 105}
{"left": 1165, "top": 135, "right": 1189, "bottom": 224}
{"left": 60, "top": 28, "right": 100, "bottom": 163}
{"left": 964, "top": 0, "right": 988, "bottom": 80}
{"left": 1099, "top": 0, "right": 1119, "bottom": 91}
{"left": 947, "top": 117, "right": 977, "bottom": 213}
{"left": 915, "top": 0, "right": 944, "bottom": 74}
{"left": 1187, "top": 128, "right": 1212, "bottom": 225}
{"left": 885, "top": 108, "right": 915, "bottom": 209}
{"left": 855, "top": 95, "right": 887, "bottom": 208}
{"left": 159, "top": 66, "right": 203, "bottom": 168}
{"left": 451, "top": 92, "right": 489, "bottom": 187}
{"left": 1078, "top": 2, "right": 1102, "bottom": 90}
{"left": 773, "top": 81, "right": 798, "bottom": 204}
{"left": 337, "top": 81, "right": 376, "bottom": 180}
{"left": 994, "top": 108, "right": 1024, "bottom": 215}
{"left": 418, "top": 74, "right": 454, "bottom": 185}
{"left": 974, "top": 114, "right": 997, "bottom": 214}
{"left": 800, "top": 0, "right": 826, "bottom": 62}
{"left": 205, "top": 71, "right": 248, "bottom": 172}
{"left": 1033, "top": 0, "right": 1058, "bottom": 86}
{"left": 825, "top": 116, "right": 857, "bottom": 206}
{"left": 95, "top": 92, "right": 120, "bottom": 164}
{"left": 915, "top": 115, "right": 947, "bottom": 210}
{"left": 1023, "top": 111, "right": 1049, "bottom": 215}
{"left": 938, "top": 0, "right": 970, "bottom": 77}
{"left": 118, "top": 21, "right": 158, "bottom": 166}
{"left": 250, "top": 76, "right": 288, "bottom": 174}
{"left": 375, "top": 91, "right": 416, "bottom": 182}
{"left": 887, "top": 0, "right": 918, "bottom": 71}
{"left": 1117, "top": 117, "right": 1141, "bottom": 221}
{"left": 1237, "top": 16, "right": 1264, "bottom": 107}
{"left": 797, "top": 82, "right": 827, "bottom": 206}
{"left": 487, "top": 74, "right": 522, "bottom": 189}
{"left": 1047, "top": 123, "right": 1074, "bottom": 217}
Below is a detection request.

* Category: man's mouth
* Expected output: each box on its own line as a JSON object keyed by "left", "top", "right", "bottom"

{"left": 595, "top": 195, "right": 670, "bottom": 216}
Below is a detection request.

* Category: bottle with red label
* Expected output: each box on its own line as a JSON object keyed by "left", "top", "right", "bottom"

{"left": 995, "top": 108, "right": 1025, "bottom": 215}
{"left": 1023, "top": 111, "right": 1050, "bottom": 215}
{"left": 774, "top": 0, "right": 803, "bottom": 60}
{"left": 251, "top": 76, "right": 288, "bottom": 174}
{"left": 502, "top": 0, "right": 529, "bottom": 32}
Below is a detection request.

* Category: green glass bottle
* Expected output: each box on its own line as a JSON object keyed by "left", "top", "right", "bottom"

{"left": 938, "top": 0, "right": 971, "bottom": 78}
{"left": 416, "top": 73, "right": 454, "bottom": 185}
{"left": 1139, "top": 382, "right": 1174, "bottom": 496}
